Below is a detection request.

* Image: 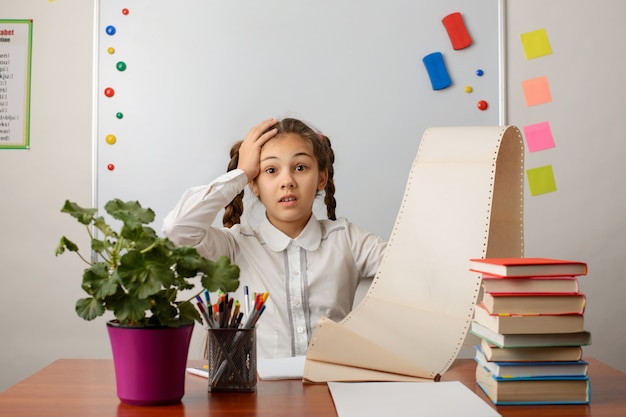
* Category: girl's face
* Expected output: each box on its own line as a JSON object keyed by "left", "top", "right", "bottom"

{"left": 251, "top": 133, "right": 328, "bottom": 238}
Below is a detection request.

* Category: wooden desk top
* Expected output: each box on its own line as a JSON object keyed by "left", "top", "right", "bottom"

{"left": 0, "top": 357, "right": 624, "bottom": 416}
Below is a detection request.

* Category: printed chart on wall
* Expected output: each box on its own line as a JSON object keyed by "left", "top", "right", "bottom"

{"left": 95, "top": 0, "right": 502, "bottom": 235}
{"left": 0, "top": 19, "right": 32, "bottom": 150}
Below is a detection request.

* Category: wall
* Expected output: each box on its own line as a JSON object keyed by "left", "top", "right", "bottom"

{"left": 1, "top": 0, "right": 625, "bottom": 393}
{"left": 506, "top": 0, "right": 626, "bottom": 372}
{"left": 0, "top": 0, "right": 105, "bottom": 392}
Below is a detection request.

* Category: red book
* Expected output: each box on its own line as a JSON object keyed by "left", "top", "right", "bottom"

{"left": 469, "top": 257, "right": 587, "bottom": 278}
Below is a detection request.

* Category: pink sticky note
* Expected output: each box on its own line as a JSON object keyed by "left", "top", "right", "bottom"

{"left": 523, "top": 121, "right": 555, "bottom": 152}
{"left": 521, "top": 76, "right": 552, "bottom": 106}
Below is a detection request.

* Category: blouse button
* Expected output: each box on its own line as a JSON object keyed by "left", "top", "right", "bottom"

{"left": 296, "top": 327, "right": 305, "bottom": 334}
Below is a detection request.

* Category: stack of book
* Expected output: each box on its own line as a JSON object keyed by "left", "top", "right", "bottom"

{"left": 468, "top": 257, "right": 591, "bottom": 405}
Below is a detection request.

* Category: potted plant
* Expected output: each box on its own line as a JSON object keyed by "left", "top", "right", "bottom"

{"left": 55, "top": 198, "right": 240, "bottom": 406}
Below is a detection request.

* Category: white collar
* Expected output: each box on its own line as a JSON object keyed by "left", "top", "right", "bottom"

{"left": 259, "top": 214, "right": 322, "bottom": 252}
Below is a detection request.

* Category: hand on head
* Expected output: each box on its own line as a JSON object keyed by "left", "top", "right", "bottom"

{"left": 237, "top": 118, "right": 278, "bottom": 182}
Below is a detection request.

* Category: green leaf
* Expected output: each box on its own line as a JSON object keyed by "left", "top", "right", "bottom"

{"left": 201, "top": 255, "right": 240, "bottom": 292}
{"left": 61, "top": 200, "right": 98, "bottom": 225}
{"left": 178, "top": 300, "right": 202, "bottom": 324}
{"left": 82, "top": 263, "right": 119, "bottom": 299}
{"left": 105, "top": 199, "right": 155, "bottom": 229}
{"left": 55, "top": 236, "right": 78, "bottom": 256}
{"left": 134, "top": 227, "right": 160, "bottom": 251}
{"left": 76, "top": 297, "right": 105, "bottom": 321}
{"left": 117, "top": 250, "right": 174, "bottom": 299}
{"left": 163, "top": 287, "right": 178, "bottom": 303}
{"left": 111, "top": 294, "right": 151, "bottom": 324}
{"left": 90, "top": 238, "right": 108, "bottom": 254}
{"left": 92, "top": 216, "right": 113, "bottom": 237}
{"left": 173, "top": 245, "right": 208, "bottom": 278}
{"left": 119, "top": 224, "right": 146, "bottom": 242}
{"left": 150, "top": 294, "right": 181, "bottom": 326}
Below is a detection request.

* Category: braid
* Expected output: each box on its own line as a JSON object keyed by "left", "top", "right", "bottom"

{"left": 222, "top": 141, "right": 245, "bottom": 228}
{"left": 318, "top": 135, "right": 337, "bottom": 220}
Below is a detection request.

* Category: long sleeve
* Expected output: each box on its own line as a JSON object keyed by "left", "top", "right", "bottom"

{"left": 162, "top": 169, "right": 248, "bottom": 259}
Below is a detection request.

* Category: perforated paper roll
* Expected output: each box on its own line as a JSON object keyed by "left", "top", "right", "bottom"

{"left": 304, "top": 126, "right": 524, "bottom": 382}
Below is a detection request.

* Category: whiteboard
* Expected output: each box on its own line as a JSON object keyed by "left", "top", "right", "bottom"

{"left": 95, "top": 0, "right": 502, "bottom": 237}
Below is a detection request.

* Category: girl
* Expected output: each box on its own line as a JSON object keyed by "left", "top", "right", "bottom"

{"left": 162, "top": 117, "right": 386, "bottom": 358}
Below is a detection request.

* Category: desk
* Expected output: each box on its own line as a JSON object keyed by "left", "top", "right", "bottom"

{"left": 0, "top": 358, "right": 624, "bottom": 416}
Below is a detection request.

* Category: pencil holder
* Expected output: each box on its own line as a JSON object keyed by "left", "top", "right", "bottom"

{"left": 207, "top": 328, "right": 257, "bottom": 392}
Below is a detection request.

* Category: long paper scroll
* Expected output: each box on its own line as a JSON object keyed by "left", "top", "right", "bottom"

{"left": 304, "top": 126, "right": 524, "bottom": 382}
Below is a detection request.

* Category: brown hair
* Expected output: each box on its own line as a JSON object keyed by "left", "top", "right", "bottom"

{"left": 223, "top": 118, "right": 337, "bottom": 227}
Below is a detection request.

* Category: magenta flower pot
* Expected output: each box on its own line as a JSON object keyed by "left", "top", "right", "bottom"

{"left": 106, "top": 321, "right": 194, "bottom": 406}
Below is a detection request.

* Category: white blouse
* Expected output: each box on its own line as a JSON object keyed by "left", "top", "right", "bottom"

{"left": 162, "top": 169, "right": 386, "bottom": 358}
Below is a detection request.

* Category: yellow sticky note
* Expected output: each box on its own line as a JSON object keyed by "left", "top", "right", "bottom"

{"left": 526, "top": 165, "right": 557, "bottom": 196}
{"left": 521, "top": 28, "right": 552, "bottom": 60}
{"left": 522, "top": 76, "right": 552, "bottom": 107}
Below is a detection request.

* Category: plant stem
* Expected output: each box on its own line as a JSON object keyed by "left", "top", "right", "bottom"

{"left": 75, "top": 251, "right": 92, "bottom": 266}
{"left": 140, "top": 241, "right": 157, "bottom": 254}
{"left": 186, "top": 289, "right": 207, "bottom": 304}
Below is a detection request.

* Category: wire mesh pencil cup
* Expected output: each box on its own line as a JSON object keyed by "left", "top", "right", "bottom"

{"left": 207, "top": 328, "right": 257, "bottom": 392}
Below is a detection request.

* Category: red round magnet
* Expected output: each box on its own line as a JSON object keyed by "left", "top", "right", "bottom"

{"left": 477, "top": 100, "right": 488, "bottom": 111}
{"left": 104, "top": 87, "right": 115, "bottom": 97}
{"left": 107, "top": 163, "right": 115, "bottom": 171}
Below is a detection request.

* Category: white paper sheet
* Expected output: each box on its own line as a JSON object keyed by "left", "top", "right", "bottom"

{"left": 328, "top": 381, "right": 501, "bottom": 417}
{"left": 257, "top": 356, "right": 305, "bottom": 380}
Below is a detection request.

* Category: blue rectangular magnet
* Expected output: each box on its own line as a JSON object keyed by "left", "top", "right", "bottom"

{"left": 423, "top": 52, "right": 452, "bottom": 90}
